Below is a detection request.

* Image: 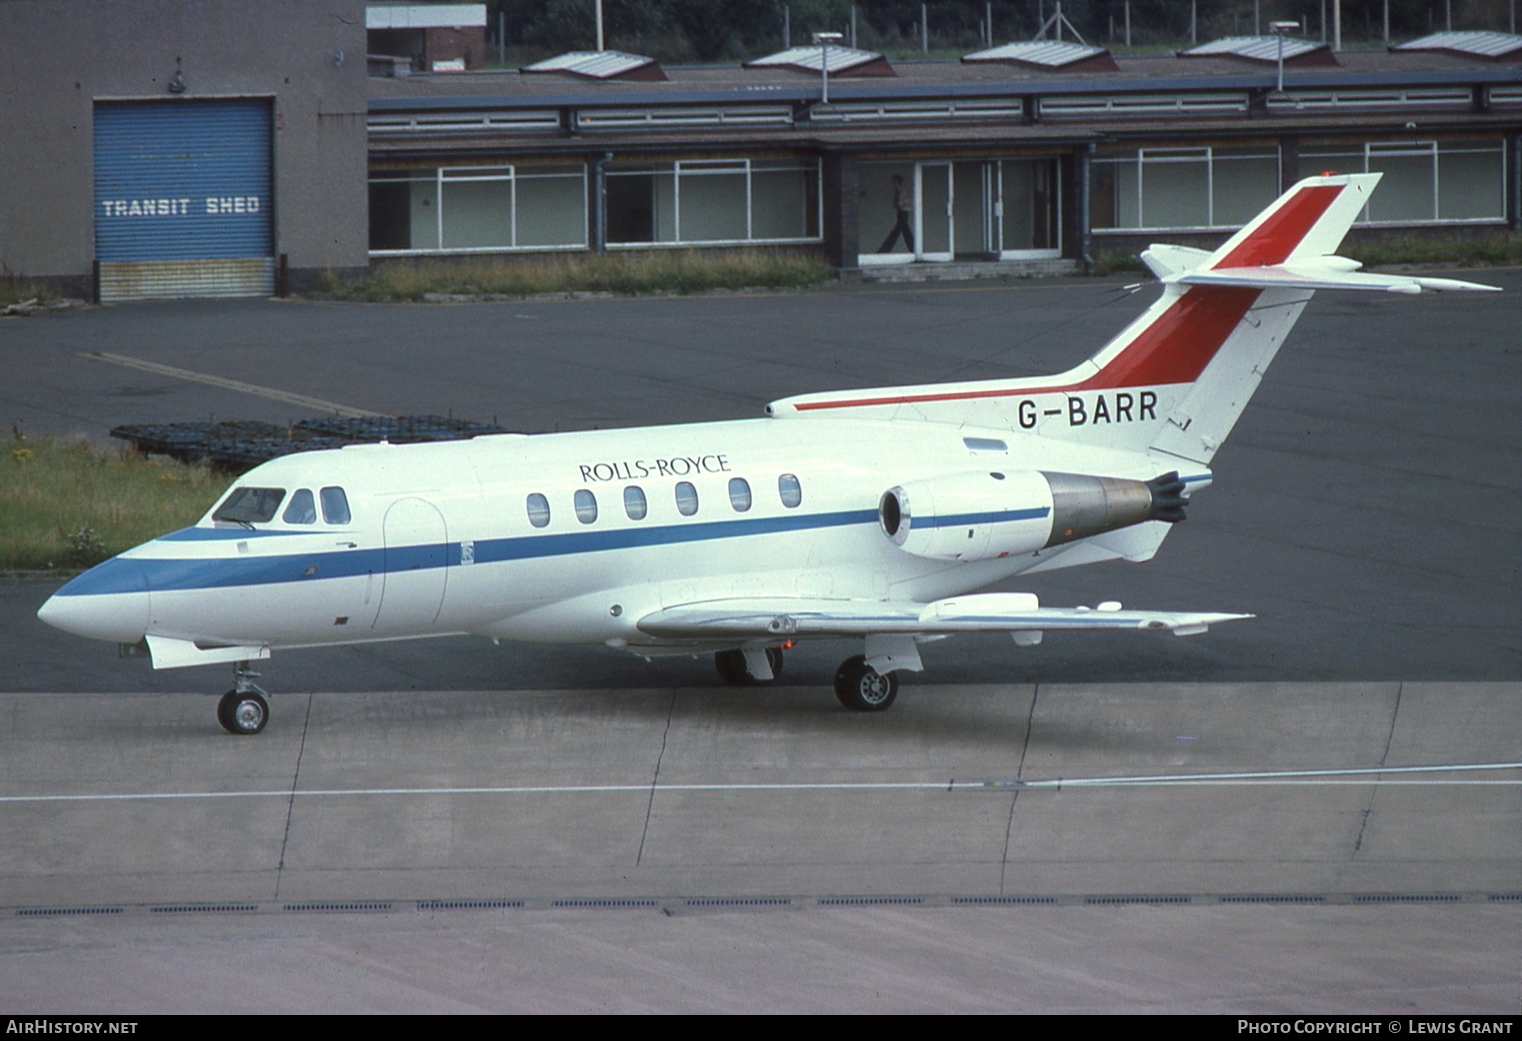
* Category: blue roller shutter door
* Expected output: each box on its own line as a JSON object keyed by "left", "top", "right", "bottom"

{"left": 94, "top": 99, "right": 274, "bottom": 301}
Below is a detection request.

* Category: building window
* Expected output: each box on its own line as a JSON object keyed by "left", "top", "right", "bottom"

{"left": 623, "top": 485, "right": 648, "bottom": 520}
{"left": 1301, "top": 140, "right": 1505, "bottom": 224}
{"left": 369, "top": 164, "right": 587, "bottom": 254}
{"left": 606, "top": 158, "right": 821, "bottom": 247}
{"left": 1091, "top": 146, "right": 1279, "bottom": 231}
{"left": 675, "top": 481, "right": 699, "bottom": 516}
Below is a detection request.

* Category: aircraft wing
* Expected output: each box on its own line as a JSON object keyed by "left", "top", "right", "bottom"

{"left": 637, "top": 593, "right": 1251, "bottom": 640}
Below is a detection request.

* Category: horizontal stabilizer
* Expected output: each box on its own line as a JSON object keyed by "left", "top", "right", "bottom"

{"left": 638, "top": 594, "right": 1251, "bottom": 640}
{"left": 1177, "top": 262, "right": 1499, "bottom": 294}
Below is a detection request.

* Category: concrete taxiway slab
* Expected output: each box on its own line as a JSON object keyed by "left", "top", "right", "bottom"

{"left": 2, "top": 681, "right": 1516, "bottom": 909}
{"left": 2, "top": 680, "right": 1518, "bottom": 1013}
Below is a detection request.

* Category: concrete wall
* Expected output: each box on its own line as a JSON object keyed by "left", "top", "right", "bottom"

{"left": 0, "top": 0, "right": 368, "bottom": 295}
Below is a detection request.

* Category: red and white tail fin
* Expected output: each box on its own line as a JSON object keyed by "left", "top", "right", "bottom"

{"left": 770, "top": 174, "right": 1494, "bottom": 465}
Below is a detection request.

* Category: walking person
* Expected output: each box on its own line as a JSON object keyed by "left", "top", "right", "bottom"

{"left": 877, "top": 173, "right": 915, "bottom": 254}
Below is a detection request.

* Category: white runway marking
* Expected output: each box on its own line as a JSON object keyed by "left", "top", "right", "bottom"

{"left": 2, "top": 762, "right": 1518, "bottom": 804}
{"left": 84, "top": 351, "right": 380, "bottom": 417}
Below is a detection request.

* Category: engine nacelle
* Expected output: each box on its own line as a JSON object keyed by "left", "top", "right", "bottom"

{"left": 879, "top": 470, "right": 1187, "bottom": 562}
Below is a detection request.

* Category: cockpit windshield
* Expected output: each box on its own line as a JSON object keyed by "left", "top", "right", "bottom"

{"left": 213, "top": 487, "right": 286, "bottom": 525}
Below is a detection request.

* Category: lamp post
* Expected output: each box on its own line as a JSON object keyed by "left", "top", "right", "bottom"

{"left": 1270, "top": 20, "right": 1300, "bottom": 95}
{"left": 812, "top": 31, "right": 843, "bottom": 106}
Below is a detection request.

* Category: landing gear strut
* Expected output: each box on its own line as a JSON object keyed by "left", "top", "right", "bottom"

{"left": 714, "top": 646, "right": 784, "bottom": 686}
{"left": 216, "top": 661, "right": 269, "bottom": 735}
{"left": 833, "top": 655, "right": 898, "bottom": 712}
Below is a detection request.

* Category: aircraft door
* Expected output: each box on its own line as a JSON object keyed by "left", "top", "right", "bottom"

{"left": 373, "top": 497, "right": 448, "bottom": 634}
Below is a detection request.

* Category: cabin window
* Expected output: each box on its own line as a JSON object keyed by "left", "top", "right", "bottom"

{"left": 675, "top": 481, "right": 699, "bottom": 516}
{"left": 213, "top": 487, "right": 286, "bottom": 524}
{"left": 574, "top": 489, "right": 598, "bottom": 524}
{"left": 526, "top": 493, "right": 551, "bottom": 528}
{"left": 320, "top": 487, "right": 351, "bottom": 525}
{"left": 282, "top": 489, "right": 317, "bottom": 525}
{"left": 728, "top": 477, "right": 752, "bottom": 513}
{"left": 624, "top": 485, "right": 648, "bottom": 520}
{"left": 778, "top": 474, "right": 802, "bottom": 509}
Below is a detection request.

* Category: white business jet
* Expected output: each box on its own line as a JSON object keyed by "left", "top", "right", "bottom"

{"left": 38, "top": 174, "right": 1497, "bottom": 734}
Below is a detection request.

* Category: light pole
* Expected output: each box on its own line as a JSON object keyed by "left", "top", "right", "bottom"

{"left": 1270, "top": 20, "right": 1300, "bottom": 95}
{"left": 812, "top": 31, "right": 843, "bottom": 106}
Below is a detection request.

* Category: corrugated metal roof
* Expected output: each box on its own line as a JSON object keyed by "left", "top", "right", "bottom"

{"left": 1183, "top": 36, "right": 1327, "bottom": 62}
{"left": 963, "top": 41, "right": 1109, "bottom": 68}
{"left": 745, "top": 45, "right": 884, "bottom": 74}
{"left": 1393, "top": 31, "right": 1522, "bottom": 59}
{"left": 522, "top": 50, "right": 660, "bottom": 79}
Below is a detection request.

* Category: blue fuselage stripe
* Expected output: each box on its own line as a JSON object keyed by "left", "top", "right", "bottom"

{"left": 56, "top": 508, "right": 882, "bottom": 597}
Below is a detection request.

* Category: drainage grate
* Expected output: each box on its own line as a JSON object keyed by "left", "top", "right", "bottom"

{"left": 17, "top": 906, "right": 123, "bottom": 917}
{"left": 417, "top": 899, "right": 524, "bottom": 912}
{"left": 1488, "top": 893, "right": 1522, "bottom": 903}
{"left": 1085, "top": 895, "right": 1192, "bottom": 906}
{"left": 1354, "top": 893, "right": 1463, "bottom": 904}
{"left": 150, "top": 904, "right": 259, "bottom": 914}
{"left": 283, "top": 901, "right": 393, "bottom": 913}
{"left": 1220, "top": 894, "right": 1326, "bottom": 905}
{"left": 818, "top": 896, "right": 924, "bottom": 906}
{"left": 951, "top": 896, "right": 1059, "bottom": 906}
{"left": 551, "top": 898, "right": 659, "bottom": 909}
{"left": 683, "top": 897, "right": 792, "bottom": 908}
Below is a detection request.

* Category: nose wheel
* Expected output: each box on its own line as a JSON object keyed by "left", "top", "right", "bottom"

{"left": 216, "top": 662, "right": 270, "bottom": 735}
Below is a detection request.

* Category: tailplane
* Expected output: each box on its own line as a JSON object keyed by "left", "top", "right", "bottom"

{"left": 770, "top": 174, "right": 1495, "bottom": 466}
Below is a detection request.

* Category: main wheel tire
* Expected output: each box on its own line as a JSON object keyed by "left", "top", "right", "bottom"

{"left": 714, "top": 649, "right": 748, "bottom": 685}
{"left": 833, "top": 655, "right": 898, "bottom": 712}
{"left": 217, "top": 689, "right": 269, "bottom": 735}
{"left": 714, "top": 647, "right": 784, "bottom": 686}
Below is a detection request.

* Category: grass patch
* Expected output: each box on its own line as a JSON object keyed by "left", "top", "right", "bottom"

{"left": 310, "top": 248, "right": 835, "bottom": 302}
{"left": 0, "top": 276, "right": 58, "bottom": 307}
{"left": 1090, "top": 250, "right": 1150, "bottom": 277}
{"left": 0, "top": 435, "right": 234, "bottom": 572}
{"left": 1341, "top": 232, "right": 1522, "bottom": 270}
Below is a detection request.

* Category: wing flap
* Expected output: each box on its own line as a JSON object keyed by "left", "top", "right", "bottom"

{"left": 637, "top": 594, "right": 1251, "bottom": 640}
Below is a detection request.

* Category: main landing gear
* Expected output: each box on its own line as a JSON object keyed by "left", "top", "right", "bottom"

{"left": 216, "top": 661, "right": 269, "bottom": 736}
{"left": 715, "top": 645, "right": 901, "bottom": 712}
{"left": 714, "top": 646, "right": 784, "bottom": 685}
{"left": 832, "top": 655, "right": 898, "bottom": 712}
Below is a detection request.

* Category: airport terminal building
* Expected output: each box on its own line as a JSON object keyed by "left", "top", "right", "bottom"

{"left": 3, "top": 0, "right": 1521, "bottom": 300}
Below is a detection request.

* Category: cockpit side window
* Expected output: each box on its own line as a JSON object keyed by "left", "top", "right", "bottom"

{"left": 213, "top": 487, "right": 286, "bottom": 524}
{"left": 282, "top": 489, "right": 317, "bottom": 525}
{"left": 320, "top": 487, "right": 351, "bottom": 525}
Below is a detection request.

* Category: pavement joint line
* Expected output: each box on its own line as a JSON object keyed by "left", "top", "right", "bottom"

{"left": 2, "top": 762, "right": 1519, "bottom": 803}
{"left": 82, "top": 351, "right": 381, "bottom": 418}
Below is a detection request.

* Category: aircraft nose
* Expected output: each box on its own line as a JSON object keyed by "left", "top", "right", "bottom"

{"left": 37, "top": 557, "right": 151, "bottom": 644}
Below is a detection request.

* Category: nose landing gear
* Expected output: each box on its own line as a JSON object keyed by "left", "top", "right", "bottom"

{"left": 216, "top": 662, "right": 270, "bottom": 735}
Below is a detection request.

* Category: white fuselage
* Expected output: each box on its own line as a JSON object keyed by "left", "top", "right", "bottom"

{"left": 42, "top": 413, "right": 1191, "bottom": 658}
